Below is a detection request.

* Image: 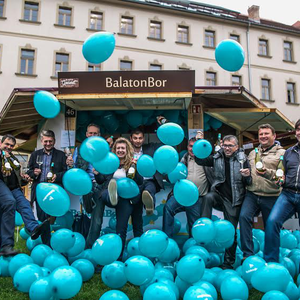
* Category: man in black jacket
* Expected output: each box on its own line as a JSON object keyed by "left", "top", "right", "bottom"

{"left": 195, "top": 134, "right": 252, "bottom": 269}
{"left": 27, "top": 130, "right": 67, "bottom": 245}
{"left": 264, "top": 119, "right": 300, "bottom": 262}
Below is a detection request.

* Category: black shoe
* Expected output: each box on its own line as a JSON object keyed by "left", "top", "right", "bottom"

{"left": 31, "top": 219, "right": 50, "bottom": 240}
{"left": 220, "top": 263, "right": 234, "bottom": 270}
{"left": 142, "top": 190, "right": 154, "bottom": 215}
{"left": 0, "top": 245, "right": 19, "bottom": 257}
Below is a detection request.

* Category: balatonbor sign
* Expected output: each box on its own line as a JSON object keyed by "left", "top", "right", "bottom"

{"left": 58, "top": 70, "right": 195, "bottom": 94}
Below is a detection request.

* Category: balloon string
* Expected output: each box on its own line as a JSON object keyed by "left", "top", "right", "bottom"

{"left": 64, "top": 100, "right": 72, "bottom": 149}
{"left": 16, "top": 226, "right": 19, "bottom": 243}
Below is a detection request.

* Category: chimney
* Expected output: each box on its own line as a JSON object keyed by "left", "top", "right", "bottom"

{"left": 248, "top": 5, "right": 260, "bottom": 23}
{"left": 292, "top": 21, "right": 300, "bottom": 29}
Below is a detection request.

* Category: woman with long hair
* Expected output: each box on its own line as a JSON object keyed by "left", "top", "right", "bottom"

{"left": 94, "top": 137, "right": 143, "bottom": 257}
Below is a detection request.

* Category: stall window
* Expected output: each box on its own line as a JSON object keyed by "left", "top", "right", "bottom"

{"left": 232, "top": 75, "right": 241, "bottom": 86}
{"left": 55, "top": 53, "right": 69, "bottom": 76}
{"left": 149, "top": 64, "right": 162, "bottom": 70}
{"left": 230, "top": 34, "right": 240, "bottom": 43}
{"left": 120, "top": 60, "right": 132, "bottom": 71}
{"left": 205, "top": 30, "right": 215, "bottom": 48}
{"left": 259, "top": 39, "right": 268, "bottom": 56}
{"left": 287, "top": 82, "right": 296, "bottom": 104}
{"left": 284, "top": 41, "right": 293, "bottom": 61}
{"left": 88, "top": 63, "right": 101, "bottom": 71}
{"left": 20, "top": 49, "right": 35, "bottom": 75}
{"left": 177, "top": 25, "right": 189, "bottom": 43}
{"left": 58, "top": 6, "right": 72, "bottom": 26}
{"left": 89, "top": 11, "right": 103, "bottom": 31}
{"left": 0, "top": 0, "right": 4, "bottom": 18}
{"left": 149, "top": 20, "right": 162, "bottom": 39}
{"left": 23, "top": 1, "right": 39, "bottom": 22}
{"left": 206, "top": 72, "right": 216, "bottom": 86}
{"left": 261, "top": 79, "right": 271, "bottom": 100}
{"left": 120, "top": 16, "right": 133, "bottom": 35}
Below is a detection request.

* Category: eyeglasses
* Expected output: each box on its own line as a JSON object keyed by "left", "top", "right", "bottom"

{"left": 222, "top": 144, "right": 237, "bottom": 149}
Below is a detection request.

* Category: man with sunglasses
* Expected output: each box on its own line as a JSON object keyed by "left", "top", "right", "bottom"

{"left": 195, "top": 134, "right": 252, "bottom": 269}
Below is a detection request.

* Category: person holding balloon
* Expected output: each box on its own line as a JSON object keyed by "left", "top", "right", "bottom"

{"left": 94, "top": 137, "right": 143, "bottom": 256}
{"left": 195, "top": 134, "right": 252, "bottom": 269}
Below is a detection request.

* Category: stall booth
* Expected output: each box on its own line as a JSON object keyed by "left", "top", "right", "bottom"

{"left": 0, "top": 70, "right": 296, "bottom": 236}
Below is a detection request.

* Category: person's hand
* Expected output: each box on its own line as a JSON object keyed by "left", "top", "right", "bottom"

{"left": 21, "top": 173, "right": 31, "bottom": 181}
{"left": 195, "top": 131, "right": 204, "bottom": 140}
{"left": 273, "top": 174, "right": 285, "bottom": 186}
{"left": 92, "top": 168, "right": 99, "bottom": 175}
{"left": 256, "top": 168, "right": 266, "bottom": 175}
{"left": 240, "top": 168, "right": 251, "bottom": 177}
{"left": 106, "top": 136, "right": 114, "bottom": 148}
{"left": 66, "top": 156, "right": 74, "bottom": 167}
{"left": 49, "top": 174, "right": 57, "bottom": 183}
{"left": 34, "top": 168, "right": 41, "bottom": 176}
{"left": 156, "top": 116, "right": 166, "bottom": 125}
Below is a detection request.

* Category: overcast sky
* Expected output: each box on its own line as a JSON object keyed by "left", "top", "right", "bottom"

{"left": 194, "top": 0, "right": 300, "bottom": 26}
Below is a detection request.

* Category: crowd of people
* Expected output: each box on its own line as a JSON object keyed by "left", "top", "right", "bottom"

{"left": 0, "top": 116, "right": 299, "bottom": 270}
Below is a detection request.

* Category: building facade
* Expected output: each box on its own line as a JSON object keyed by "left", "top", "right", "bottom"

{"left": 0, "top": 0, "right": 300, "bottom": 122}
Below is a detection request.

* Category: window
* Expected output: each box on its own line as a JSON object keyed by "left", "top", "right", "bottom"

{"left": 287, "top": 82, "right": 296, "bottom": 103}
{"left": 23, "top": 1, "right": 39, "bottom": 22}
{"left": 55, "top": 53, "right": 69, "bottom": 76}
{"left": 0, "top": 0, "right": 5, "bottom": 17}
{"left": 120, "top": 16, "right": 133, "bottom": 35}
{"left": 261, "top": 79, "right": 271, "bottom": 100}
{"left": 20, "top": 49, "right": 35, "bottom": 75}
{"left": 88, "top": 63, "right": 101, "bottom": 71}
{"left": 206, "top": 72, "right": 216, "bottom": 86}
{"left": 149, "top": 20, "right": 161, "bottom": 39}
{"left": 230, "top": 34, "right": 240, "bottom": 43}
{"left": 232, "top": 75, "right": 241, "bottom": 86}
{"left": 149, "top": 64, "right": 162, "bottom": 70}
{"left": 89, "top": 11, "right": 103, "bottom": 31}
{"left": 177, "top": 25, "right": 189, "bottom": 43}
{"left": 58, "top": 6, "right": 72, "bottom": 26}
{"left": 259, "top": 39, "right": 268, "bottom": 56}
{"left": 120, "top": 60, "right": 132, "bottom": 71}
{"left": 205, "top": 30, "right": 215, "bottom": 48}
{"left": 284, "top": 41, "right": 293, "bottom": 61}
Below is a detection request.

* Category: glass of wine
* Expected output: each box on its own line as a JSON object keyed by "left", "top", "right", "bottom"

{"left": 36, "top": 155, "right": 43, "bottom": 169}
{"left": 237, "top": 151, "right": 246, "bottom": 169}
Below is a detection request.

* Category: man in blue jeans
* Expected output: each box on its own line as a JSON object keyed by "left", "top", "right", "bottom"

{"left": 264, "top": 119, "right": 300, "bottom": 262}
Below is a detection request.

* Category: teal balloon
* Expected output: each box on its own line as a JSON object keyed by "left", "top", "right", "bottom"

{"left": 41, "top": 267, "right": 51, "bottom": 277}
{"left": 36, "top": 182, "right": 70, "bottom": 217}
{"left": 201, "top": 269, "right": 218, "bottom": 286}
{"left": 137, "top": 154, "right": 156, "bottom": 177}
{"left": 93, "top": 152, "right": 120, "bottom": 175}
{"left": 193, "top": 139, "right": 212, "bottom": 159}
{"left": 13, "top": 264, "right": 43, "bottom": 293}
{"left": 124, "top": 255, "right": 155, "bottom": 286}
{"left": 173, "top": 218, "right": 181, "bottom": 235}
{"left": 174, "top": 179, "right": 199, "bottom": 207}
{"left": 52, "top": 210, "right": 74, "bottom": 230}
{"left": 63, "top": 168, "right": 92, "bottom": 196}
{"left": 71, "top": 259, "right": 95, "bottom": 282}
{"left": 203, "top": 114, "right": 211, "bottom": 123}
{"left": 192, "top": 218, "right": 216, "bottom": 245}
{"left": 9, "top": 254, "right": 33, "bottom": 277}
{"left": 281, "top": 233, "right": 298, "bottom": 250}
{"left": 262, "top": 291, "right": 289, "bottom": 300}
{"left": 183, "top": 286, "right": 213, "bottom": 300}
{"left": 30, "top": 244, "right": 53, "bottom": 267}
{"left": 26, "top": 236, "right": 42, "bottom": 251}
{"left": 0, "top": 256, "right": 11, "bottom": 277}
{"left": 33, "top": 91, "right": 60, "bottom": 119}
{"left": 50, "top": 266, "right": 83, "bottom": 299}
{"left": 100, "top": 290, "right": 129, "bottom": 300}
{"left": 186, "top": 246, "right": 210, "bottom": 266}
{"left": 43, "top": 253, "right": 69, "bottom": 272}
{"left": 209, "top": 118, "right": 223, "bottom": 130}
{"left": 183, "top": 238, "right": 197, "bottom": 253}
{"left": 293, "top": 230, "right": 300, "bottom": 243}
{"left": 204, "top": 122, "right": 211, "bottom": 132}
{"left": 29, "top": 277, "right": 53, "bottom": 300}
{"left": 253, "top": 228, "right": 265, "bottom": 245}
{"left": 175, "top": 276, "right": 191, "bottom": 298}
{"left": 154, "top": 268, "right": 174, "bottom": 281}
{"left": 144, "top": 282, "right": 176, "bottom": 300}
{"left": 82, "top": 31, "right": 115, "bottom": 64}
{"left": 158, "top": 239, "right": 180, "bottom": 263}
{"left": 164, "top": 110, "right": 180, "bottom": 123}
{"left": 206, "top": 252, "right": 221, "bottom": 268}
{"left": 109, "top": 215, "right": 117, "bottom": 230}
{"left": 220, "top": 275, "right": 249, "bottom": 300}
{"left": 284, "top": 281, "right": 299, "bottom": 300}
{"left": 157, "top": 123, "right": 184, "bottom": 146}
{"left": 101, "top": 261, "right": 127, "bottom": 288}
{"left": 102, "top": 111, "right": 119, "bottom": 132}
{"left": 139, "top": 229, "right": 169, "bottom": 258}
{"left": 153, "top": 145, "right": 179, "bottom": 175}
{"left": 176, "top": 254, "right": 205, "bottom": 284}
{"left": 80, "top": 136, "right": 110, "bottom": 163}
{"left": 280, "top": 257, "right": 296, "bottom": 278}
{"left": 215, "top": 270, "right": 239, "bottom": 291}
{"left": 251, "top": 262, "right": 290, "bottom": 292}
{"left": 156, "top": 278, "right": 179, "bottom": 299}
{"left": 168, "top": 163, "right": 188, "bottom": 184}
{"left": 127, "top": 237, "right": 142, "bottom": 257}
{"left": 204, "top": 240, "right": 225, "bottom": 254}
{"left": 15, "top": 212, "right": 23, "bottom": 226}
{"left": 92, "top": 233, "right": 122, "bottom": 265}
{"left": 193, "top": 281, "right": 217, "bottom": 300}
{"left": 77, "top": 111, "right": 90, "bottom": 125}
{"left": 214, "top": 219, "right": 235, "bottom": 244}
{"left": 50, "top": 228, "right": 76, "bottom": 253}
{"left": 117, "top": 178, "right": 139, "bottom": 199}
{"left": 20, "top": 227, "right": 30, "bottom": 240}
{"left": 126, "top": 111, "right": 143, "bottom": 128}
{"left": 215, "top": 39, "right": 245, "bottom": 72}
{"left": 65, "top": 232, "right": 86, "bottom": 257}
{"left": 90, "top": 110, "right": 104, "bottom": 117}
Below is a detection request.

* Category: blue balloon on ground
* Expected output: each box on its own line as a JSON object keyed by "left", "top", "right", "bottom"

{"left": 193, "top": 139, "right": 212, "bottom": 159}
{"left": 262, "top": 290, "right": 289, "bottom": 300}
{"left": 117, "top": 178, "right": 139, "bottom": 199}
{"left": 126, "top": 111, "right": 143, "bottom": 128}
{"left": 51, "top": 266, "right": 83, "bottom": 299}
{"left": 153, "top": 145, "right": 179, "bottom": 175}
{"left": 15, "top": 212, "right": 23, "bottom": 226}
{"left": 214, "top": 219, "right": 235, "bottom": 244}
{"left": 215, "top": 270, "right": 239, "bottom": 292}
{"left": 63, "top": 168, "right": 92, "bottom": 196}
{"left": 154, "top": 268, "right": 174, "bottom": 281}
{"left": 206, "top": 252, "right": 221, "bottom": 268}
{"left": 100, "top": 290, "right": 129, "bottom": 300}
{"left": 13, "top": 264, "right": 43, "bottom": 293}
{"left": 174, "top": 179, "right": 199, "bottom": 207}
{"left": 101, "top": 261, "right": 127, "bottom": 289}
{"left": 168, "top": 163, "right": 188, "bottom": 184}
{"left": 209, "top": 118, "right": 223, "bottom": 130}
{"left": 9, "top": 254, "right": 33, "bottom": 277}
{"left": 137, "top": 155, "right": 156, "bottom": 177}
{"left": 241, "top": 256, "right": 266, "bottom": 284}
{"left": 158, "top": 239, "right": 180, "bottom": 263}
{"left": 33, "top": 91, "right": 60, "bottom": 119}
{"left": 201, "top": 269, "right": 218, "bottom": 286}
{"left": 124, "top": 255, "right": 155, "bottom": 286}
{"left": 139, "top": 229, "right": 169, "bottom": 258}
{"left": 50, "top": 228, "right": 76, "bottom": 253}
{"left": 26, "top": 236, "right": 42, "bottom": 251}
{"left": 192, "top": 218, "right": 216, "bottom": 245}
{"left": 52, "top": 210, "right": 74, "bottom": 231}
{"left": 0, "top": 257, "right": 11, "bottom": 277}
{"left": 284, "top": 281, "right": 299, "bottom": 300}
{"left": 144, "top": 282, "right": 176, "bottom": 300}
{"left": 220, "top": 275, "right": 248, "bottom": 300}
{"left": 80, "top": 136, "right": 110, "bottom": 163}
{"left": 157, "top": 123, "right": 184, "bottom": 146}
{"left": 127, "top": 237, "right": 142, "bottom": 257}
{"left": 20, "top": 227, "right": 30, "bottom": 240}
{"left": 280, "top": 257, "right": 296, "bottom": 278}
{"left": 43, "top": 253, "right": 69, "bottom": 272}
{"left": 215, "top": 39, "right": 245, "bottom": 72}
{"left": 82, "top": 31, "right": 115, "bottom": 64}
{"left": 36, "top": 182, "right": 70, "bottom": 217}
{"left": 41, "top": 267, "right": 51, "bottom": 277}
{"left": 183, "top": 238, "right": 197, "bottom": 253}
{"left": 92, "top": 233, "right": 122, "bottom": 265}
{"left": 156, "top": 278, "right": 179, "bottom": 299}
{"left": 30, "top": 244, "right": 53, "bottom": 267}
{"left": 281, "top": 233, "right": 298, "bottom": 250}
{"left": 65, "top": 232, "right": 86, "bottom": 257}
{"left": 193, "top": 281, "right": 217, "bottom": 300}
{"left": 71, "top": 259, "right": 95, "bottom": 282}
{"left": 175, "top": 276, "right": 191, "bottom": 298}
{"left": 93, "top": 152, "right": 120, "bottom": 175}
{"left": 29, "top": 277, "right": 53, "bottom": 300}
{"left": 184, "top": 286, "right": 213, "bottom": 300}
{"left": 186, "top": 246, "right": 210, "bottom": 266}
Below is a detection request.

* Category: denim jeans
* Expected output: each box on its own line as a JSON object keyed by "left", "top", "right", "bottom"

{"left": 264, "top": 190, "right": 300, "bottom": 262}
{"left": 239, "top": 191, "right": 278, "bottom": 258}
{"left": 140, "top": 180, "right": 157, "bottom": 206}
{"left": 163, "top": 196, "right": 202, "bottom": 238}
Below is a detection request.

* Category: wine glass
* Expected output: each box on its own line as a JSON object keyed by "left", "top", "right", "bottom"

{"left": 36, "top": 155, "right": 43, "bottom": 169}
{"left": 237, "top": 151, "right": 246, "bottom": 169}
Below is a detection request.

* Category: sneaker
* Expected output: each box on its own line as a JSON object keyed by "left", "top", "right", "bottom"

{"left": 142, "top": 190, "right": 154, "bottom": 216}
{"left": 0, "top": 245, "right": 19, "bottom": 257}
{"left": 108, "top": 179, "right": 118, "bottom": 206}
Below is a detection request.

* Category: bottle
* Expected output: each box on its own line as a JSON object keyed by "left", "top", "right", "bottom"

{"left": 64, "top": 147, "right": 72, "bottom": 157}
{"left": 255, "top": 148, "right": 264, "bottom": 172}
{"left": 8, "top": 153, "right": 21, "bottom": 170}
{"left": 157, "top": 116, "right": 168, "bottom": 125}
{"left": 127, "top": 154, "right": 138, "bottom": 179}
{"left": 275, "top": 155, "right": 285, "bottom": 183}
{"left": 214, "top": 133, "right": 222, "bottom": 153}
{"left": 46, "top": 162, "right": 55, "bottom": 182}
{"left": 1, "top": 150, "right": 12, "bottom": 176}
